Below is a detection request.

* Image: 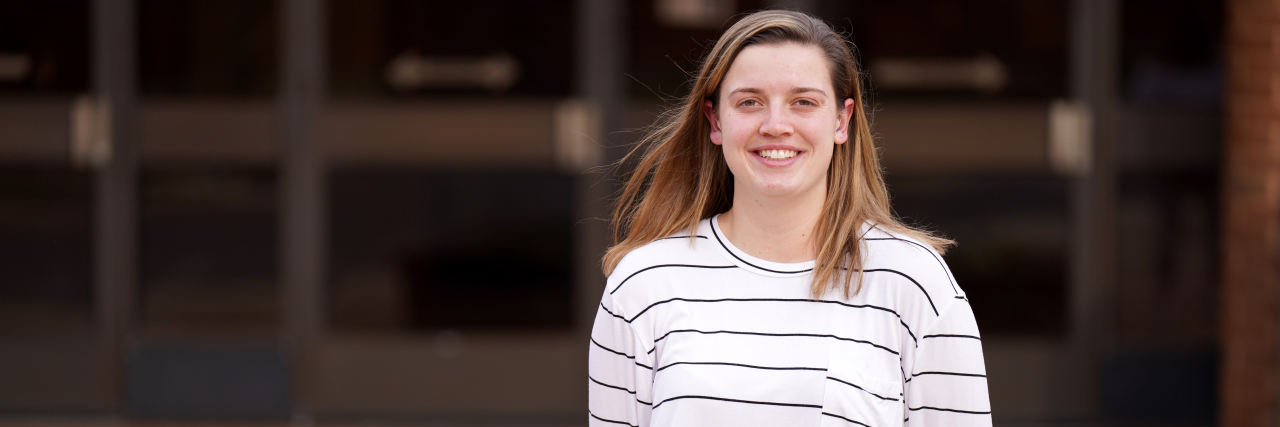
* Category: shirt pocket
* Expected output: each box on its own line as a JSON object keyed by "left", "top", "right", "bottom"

{"left": 820, "top": 358, "right": 904, "bottom": 427}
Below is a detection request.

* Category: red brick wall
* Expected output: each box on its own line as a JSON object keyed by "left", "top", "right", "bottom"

{"left": 1223, "top": 1, "right": 1280, "bottom": 425}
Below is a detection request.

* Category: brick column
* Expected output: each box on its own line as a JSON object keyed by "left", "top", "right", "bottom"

{"left": 1222, "top": 1, "right": 1280, "bottom": 425}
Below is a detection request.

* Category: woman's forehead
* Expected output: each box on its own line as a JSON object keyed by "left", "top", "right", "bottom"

{"left": 719, "top": 42, "right": 833, "bottom": 96}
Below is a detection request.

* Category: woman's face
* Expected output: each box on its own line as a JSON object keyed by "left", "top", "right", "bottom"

{"left": 704, "top": 42, "right": 854, "bottom": 202}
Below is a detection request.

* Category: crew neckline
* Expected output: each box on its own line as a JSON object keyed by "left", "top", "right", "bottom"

{"left": 708, "top": 214, "right": 815, "bottom": 276}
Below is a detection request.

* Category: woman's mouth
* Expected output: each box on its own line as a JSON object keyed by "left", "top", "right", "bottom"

{"left": 756, "top": 149, "right": 799, "bottom": 160}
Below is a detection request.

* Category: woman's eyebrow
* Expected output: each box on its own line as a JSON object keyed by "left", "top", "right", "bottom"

{"left": 726, "top": 87, "right": 829, "bottom": 97}
{"left": 791, "top": 86, "right": 828, "bottom": 96}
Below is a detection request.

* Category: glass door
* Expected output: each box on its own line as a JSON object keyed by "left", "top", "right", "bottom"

{"left": 126, "top": 0, "right": 289, "bottom": 419}
{"left": 307, "top": 0, "right": 598, "bottom": 419}
{"left": 0, "top": 0, "right": 112, "bottom": 413}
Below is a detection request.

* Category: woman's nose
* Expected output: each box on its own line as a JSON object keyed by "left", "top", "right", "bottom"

{"left": 759, "top": 106, "right": 794, "bottom": 137}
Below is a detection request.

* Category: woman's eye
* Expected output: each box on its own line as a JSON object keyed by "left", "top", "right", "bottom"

{"left": 738, "top": 99, "right": 760, "bottom": 107}
{"left": 795, "top": 99, "right": 817, "bottom": 107}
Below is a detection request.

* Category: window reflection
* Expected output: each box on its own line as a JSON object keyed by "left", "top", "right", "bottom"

{"left": 139, "top": 0, "right": 278, "bottom": 97}
{"left": 328, "top": 169, "right": 575, "bottom": 332}
{"left": 139, "top": 167, "right": 279, "bottom": 334}
{"left": 0, "top": 167, "right": 92, "bottom": 334}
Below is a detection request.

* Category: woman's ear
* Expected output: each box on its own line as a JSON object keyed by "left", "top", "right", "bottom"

{"left": 834, "top": 98, "right": 855, "bottom": 144}
{"left": 703, "top": 99, "right": 723, "bottom": 145}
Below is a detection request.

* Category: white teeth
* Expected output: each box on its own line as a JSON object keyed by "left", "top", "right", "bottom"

{"left": 758, "top": 149, "right": 798, "bottom": 160}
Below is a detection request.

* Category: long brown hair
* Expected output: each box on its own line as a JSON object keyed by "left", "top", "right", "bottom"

{"left": 603, "top": 10, "right": 952, "bottom": 298}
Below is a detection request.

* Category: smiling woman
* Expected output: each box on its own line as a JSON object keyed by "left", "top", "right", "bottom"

{"left": 704, "top": 42, "right": 855, "bottom": 265}
{"left": 590, "top": 10, "right": 992, "bottom": 427}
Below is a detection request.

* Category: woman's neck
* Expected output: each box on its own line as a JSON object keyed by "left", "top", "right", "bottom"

{"left": 718, "top": 185, "right": 826, "bottom": 264}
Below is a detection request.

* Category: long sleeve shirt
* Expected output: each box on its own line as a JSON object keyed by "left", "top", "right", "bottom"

{"left": 589, "top": 216, "right": 992, "bottom": 427}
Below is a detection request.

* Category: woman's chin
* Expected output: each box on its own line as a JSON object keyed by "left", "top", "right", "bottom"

{"left": 742, "top": 179, "right": 815, "bottom": 198}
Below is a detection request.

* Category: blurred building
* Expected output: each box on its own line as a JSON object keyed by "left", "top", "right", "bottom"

{"left": 0, "top": 0, "right": 1229, "bottom": 426}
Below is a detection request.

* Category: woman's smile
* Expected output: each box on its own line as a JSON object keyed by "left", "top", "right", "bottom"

{"left": 752, "top": 146, "right": 803, "bottom": 165}
{"left": 756, "top": 147, "right": 799, "bottom": 159}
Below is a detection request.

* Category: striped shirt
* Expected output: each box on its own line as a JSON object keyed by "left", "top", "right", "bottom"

{"left": 588, "top": 215, "right": 991, "bottom": 427}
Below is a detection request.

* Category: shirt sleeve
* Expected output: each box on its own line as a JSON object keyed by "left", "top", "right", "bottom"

{"left": 588, "top": 291, "right": 655, "bottom": 427}
{"left": 903, "top": 297, "right": 993, "bottom": 426}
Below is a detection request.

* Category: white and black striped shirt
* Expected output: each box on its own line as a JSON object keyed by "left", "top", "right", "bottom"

{"left": 589, "top": 215, "right": 991, "bottom": 427}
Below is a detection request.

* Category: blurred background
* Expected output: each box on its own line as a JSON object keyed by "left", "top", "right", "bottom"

{"left": 0, "top": 0, "right": 1251, "bottom": 425}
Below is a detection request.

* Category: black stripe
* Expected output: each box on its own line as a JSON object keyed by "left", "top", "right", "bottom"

{"left": 591, "top": 338, "right": 634, "bottom": 359}
{"left": 589, "top": 376, "right": 635, "bottom": 394}
{"left": 610, "top": 264, "right": 737, "bottom": 294}
{"left": 625, "top": 297, "right": 913, "bottom": 338}
{"left": 913, "top": 371, "right": 987, "bottom": 378}
{"left": 821, "top": 412, "right": 872, "bottom": 427}
{"left": 588, "top": 411, "right": 638, "bottom": 427}
{"left": 658, "top": 235, "right": 708, "bottom": 240}
{"left": 955, "top": 295, "right": 968, "bottom": 300}
{"left": 588, "top": 378, "right": 653, "bottom": 406}
{"left": 652, "top": 395, "right": 822, "bottom": 410}
{"left": 599, "top": 303, "right": 626, "bottom": 321}
{"left": 591, "top": 339, "right": 652, "bottom": 369}
{"left": 865, "top": 233, "right": 960, "bottom": 294}
{"left": 908, "top": 406, "right": 992, "bottom": 415}
{"left": 863, "top": 269, "right": 938, "bottom": 316}
{"left": 710, "top": 220, "right": 813, "bottom": 274}
{"left": 922, "top": 333, "right": 981, "bottom": 340}
{"left": 656, "top": 361, "right": 825, "bottom": 373}
{"left": 901, "top": 319, "right": 918, "bottom": 345}
{"left": 826, "top": 376, "right": 899, "bottom": 401}
{"left": 632, "top": 298, "right": 918, "bottom": 348}
{"left": 654, "top": 329, "right": 898, "bottom": 356}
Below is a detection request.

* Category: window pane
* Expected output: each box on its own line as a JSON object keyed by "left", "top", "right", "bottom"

{"left": 1116, "top": 170, "right": 1218, "bottom": 343}
{"left": 327, "top": 0, "right": 574, "bottom": 98}
{"left": 328, "top": 169, "right": 575, "bottom": 332}
{"left": 139, "top": 167, "right": 278, "bottom": 334}
{"left": 0, "top": 167, "right": 93, "bottom": 334}
{"left": 1121, "top": 0, "right": 1222, "bottom": 105}
{"left": 840, "top": 0, "right": 1069, "bottom": 99}
{"left": 0, "top": 0, "right": 89, "bottom": 94}
{"left": 139, "top": 0, "right": 278, "bottom": 97}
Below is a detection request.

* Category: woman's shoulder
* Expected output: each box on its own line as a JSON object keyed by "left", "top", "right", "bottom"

{"left": 861, "top": 225, "right": 946, "bottom": 264}
{"left": 605, "top": 220, "right": 724, "bottom": 292}
{"left": 860, "top": 225, "right": 965, "bottom": 313}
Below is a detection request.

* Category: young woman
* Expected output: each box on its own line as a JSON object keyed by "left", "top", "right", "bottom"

{"left": 589, "top": 10, "right": 991, "bottom": 427}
